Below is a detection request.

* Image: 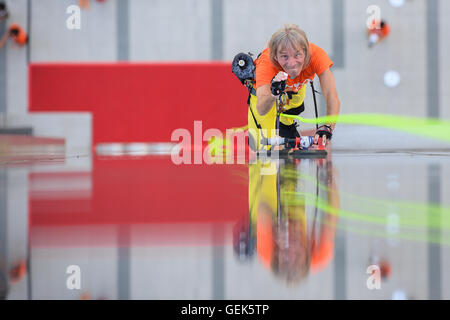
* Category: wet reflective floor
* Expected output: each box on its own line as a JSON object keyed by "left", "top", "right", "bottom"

{"left": 1, "top": 149, "right": 450, "bottom": 300}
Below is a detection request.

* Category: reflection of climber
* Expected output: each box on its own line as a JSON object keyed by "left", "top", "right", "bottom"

{"left": 369, "top": 247, "right": 392, "bottom": 281}
{"left": 233, "top": 210, "right": 255, "bottom": 261}
{"left": 0, "top": 258, "right": 24, "bottom": 299}
{"left": 248, "top": 158, "right": 340, "bottom": 284}
{"left": 9, "top": 260, "right": 27, "bottom": 285}
{"left": 367, "top": 19, "right": 390, "bottom": 48}
{"left": 79, "top": 0, "right": 107, "bottom": 10}
{"left": 234, "top": 160, "right": 279, "bottom": 261}
{"left": 0, "top": 258, "right": 28, "bottom": 299}
{"left": 0, "top": 258, "right": 28, "bottom": 300}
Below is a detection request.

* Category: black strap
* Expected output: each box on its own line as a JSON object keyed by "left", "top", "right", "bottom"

{"left": 247, "top": 85, "right": 262, "bottom": 130}
{"left": 282, "top": 102, "right": 304, "bottom": 115}
{"left": 249, "top": 104, "right": 262, "bottom": 130}
{"left": 246, "top": 85, "right": 256, "bottom": 104}
{"left": 311, "top": 81, "right": 319, "bottom": 130}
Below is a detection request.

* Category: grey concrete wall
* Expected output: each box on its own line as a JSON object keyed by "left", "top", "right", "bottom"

{"left": 0, "top": 0, "right": 447, "bottom": 149}
{"left": 130, "top": 246, "right": 214, "bottom": 299}
{"left": 5, "top": 0, "right": 28, "bottom": 118}
{"left": 31, "top": 245, "right": 119, "bottom": 300}
{"left": 223, "top": 0, "right": 332, "bottom": 61}
{"left": 337, "top": 157, "right": 430, "bottom": 299}
{"left": 7, "top": 112, "right": 92, "bottom": 153}
{"left": 4, "top": 169, "right": 29, "bottom": 300}
{"left": 0, "top": 20, "right": 6, "bottom": 123}
{"left": 1, "top": 0, "right": 449, "bottom": 300}
{"left": 340, "top": 0, "right": 427, "bottom": 117}
{"left": 440, "top": 0, "right": 449, "bottom": 120}
{"left": 129, "top": 0, "right": 212, "bottom": 61}
{"left": 30, "top": 0, "right": 118, "bottom": 62}
{"left": 443, "top": 164, "right": 450, "bottom": 299}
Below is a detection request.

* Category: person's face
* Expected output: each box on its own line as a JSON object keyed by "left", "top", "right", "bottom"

{"left": 276, "top": 43, "right": 305, "bottom": 79}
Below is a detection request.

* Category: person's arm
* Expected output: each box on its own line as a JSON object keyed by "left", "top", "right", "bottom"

{"left": 314, "top": 68, "right": 340, "bottom": 146}
{"left": 255, "top": 71, "right": 288, "bottom": 116}
{"left": 255, "top": 84, "right": 276, "bottom": 116}
{"left": 318, "top": 68, "right": 340, "bottom": 131}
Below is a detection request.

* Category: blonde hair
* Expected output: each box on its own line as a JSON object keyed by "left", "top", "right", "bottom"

{"left": 268, "top": 24, "right": 310, "bottom": 70}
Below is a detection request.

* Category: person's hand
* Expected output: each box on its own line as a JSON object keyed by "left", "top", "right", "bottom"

{"left": 314, "top": 125, "right": 333, "bottom": 146}
{"left": 270, "top": 72, "right": 288, "bottom": 96}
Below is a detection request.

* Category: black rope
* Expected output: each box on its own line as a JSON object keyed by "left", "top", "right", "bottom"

{"left": 246, "top": 85, "right": 262, "bottom": 130}
{"left": 311, "top": 81, "right": 319, "bottom": 130}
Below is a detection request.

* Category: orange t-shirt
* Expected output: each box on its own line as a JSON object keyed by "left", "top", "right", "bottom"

{"left": 254, "top": 43, "right": 333, "bottom": 93}
{"left": 9, "top": 23, "right": 27, "bottom": 46}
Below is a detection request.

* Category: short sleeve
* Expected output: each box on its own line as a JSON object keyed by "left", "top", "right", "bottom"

{"left": 255, "top": 48, "right": 279, "bottom": 89}
{"left": 309, "top": 44, "right": 334, "bottom": 77}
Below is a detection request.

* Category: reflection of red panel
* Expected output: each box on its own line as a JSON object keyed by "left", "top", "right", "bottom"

{"left": 30, "top": 172, "right": 92, "bottom": 200}
{"left": 29, "top": 63, "right": 248, "bottom": 146}
{"left": 31, "top": 224, "right": 230, "bottom": 248}
{"left": 30, "top": 157, "right": 248, "bottom": 227}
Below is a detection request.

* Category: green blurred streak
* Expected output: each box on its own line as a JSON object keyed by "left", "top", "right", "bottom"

{"left": 319, "top": 216, "right": 450, "bottom": 247}
{"left": 281, "top": 113, "right": 450, "bottom": 142}
{"left": 284, "top": 190, "right": 450, "bottom": 246}
{"left": 281, "top": 168, "right": 448, "bottom": 230}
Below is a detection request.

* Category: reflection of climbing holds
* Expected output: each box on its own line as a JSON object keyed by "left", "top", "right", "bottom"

{"left": 78, "top": 0, "right": 90, "bottom": 10}
{"left": 392, "top": 289, "right": 407, "bottom": 300}
{"left": 384, "top": 71, "right": 401, "bottom": 88}
{"left": 9, "top": 260, "right": 26, "bottom": 284}
{"left": 80, "top": 291, "right": 91, "bottom": 300}
{"left": 379, "top": 260, "right": 392, "bottom": 280}
{"left": 389, "top": 0, "right": 405, "bottom": 8}
{"left": 369, "top": 254, "right": 391, "bottom": 281}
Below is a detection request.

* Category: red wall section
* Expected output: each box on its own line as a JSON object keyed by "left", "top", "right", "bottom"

{"left": 29, "top": 63, "right": 248, "bottom": 146}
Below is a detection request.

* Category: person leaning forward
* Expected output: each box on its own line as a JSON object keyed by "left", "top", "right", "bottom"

{"left": 248, "top": 24, "right": 340, "bottom": 151}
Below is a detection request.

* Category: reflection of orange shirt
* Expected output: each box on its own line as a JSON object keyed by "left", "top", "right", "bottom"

{"left": 9, "top": 23, "right": 27, "bottom": 46}
{"left": 256, "top": 211, "right": 273, "bottom": 267}
{"left": 255, "top": 43, "right": 333, "bottom": 93}
{"left": 310, "top": 231, "right": 334, "bottom": 273}
{"left": 256, "top": 213, "right": 334, "bottom": 273}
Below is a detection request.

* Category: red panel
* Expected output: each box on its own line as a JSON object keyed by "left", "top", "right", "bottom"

{"left": 29, "top": 63, "right": 248, "bottom": 146}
